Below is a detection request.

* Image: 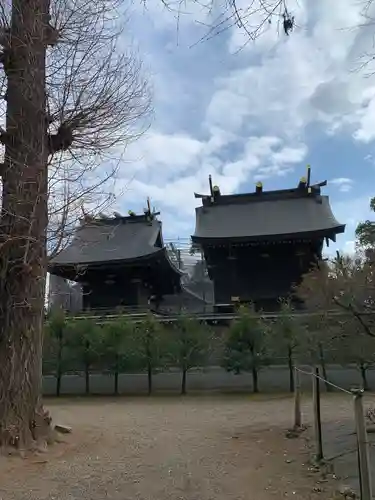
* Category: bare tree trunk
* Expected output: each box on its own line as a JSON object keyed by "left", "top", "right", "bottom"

{"left": 56, "top": 371, "right": 62, "bottom": 398}
{"left": 55, "top": 327, "right": 64, "bottom": 397}
{"left": 360, "top": 361, "right": 369, "bottom": 391}
{"left": 114, "top": 371, "right": 119, "bottom": 396}
{"left": 56, "top": 341, "right": 62, "bottom": 398}
{"left": 287, "top": 345, "right": 294, "bottom": 393}
{"left": 252, "top": 367, "right": 259, "bottom": 393}
{"left": 147, "top": 363, "right": 153, "bottom": 395}
{"left": 318, "top": 342, "right": 331, "bottom": 392}
{"left": 84, "top": 361, "right": 90, "bottom": 395}
{"left": 0, "top": 1, "right": 50, "bottom": 448}
{"left": 114, "top": 354, "right": 119, "bottom": 396}
{"left": 181, "top": 368, "right": 187, "bottom": 395}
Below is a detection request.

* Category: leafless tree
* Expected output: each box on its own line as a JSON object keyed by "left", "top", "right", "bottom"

{"left": 0, "top": 0, "right": 150, "bottom": 449}
{"left": 47, "top": 2, "right": 150, "bottom": 256}
{"left": 47, "top": 154, "right": 119, "bottom": 259}
{"left": 297, "top": 254, "right": 375, "bottom": 338}
{"left": 169, "top": 0, "right": 375, "bottom": 60}
{"left": 296, "top": 255, "right": 375, "bottom": 389}
{"left": 162, "top": 0, "right": 295, "bottom": 46}
{"left": 333, "top": 317, "right": 375, "bottom": 390}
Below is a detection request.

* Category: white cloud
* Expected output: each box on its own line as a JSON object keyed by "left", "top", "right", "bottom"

{"left": 207, "top": 37, "right": 327, "bottom": 139}
{"left": 272, "top": 146, "right": 307, "bottom": 164}
{"left": 330, "top": 177, "right": 354, "bottom": 192}
{"left": 221, "top": 139, "right": 307, "bottom": 186}
{"left": 131, "top": 0, "right": 210, "bottom": 33}
{"left": 117, "top": 0, "right": 375, "bottom": 245}
{"left": 119, "top": 133, "right": 307, "bottom": 219}
{"left": 332, "top": 192, "right": 372, "bottom": 226}
{"left": 344, "top": 240, "right": 356, "bottom": 255}
{"left": 323, "top": 193, "right": 373, "bottom": 256}
{"left": 353, "top": 96, "right": 375, "bottom": 143}
{"left": 205, "top": 91, "right": 250, "bottom": 132}
{"left": 127, "top": 132, "right": 204, "bottom": 171}
{"left": 203, "top": 0, "right": 375, "bottom": 145}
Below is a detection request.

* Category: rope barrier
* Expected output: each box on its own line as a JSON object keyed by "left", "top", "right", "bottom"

{"left": 294, "top": 366, "right": 353, "bottom": 395}
{"left": 326, "top": 447, "right": 358, "bottom": 462}
{"left": 293, "top": 365, "right": 373, "bottom": 498}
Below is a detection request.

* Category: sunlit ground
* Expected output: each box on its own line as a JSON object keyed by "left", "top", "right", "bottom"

{"left": 0, "top": 394, "right": 355, "bottom": 500}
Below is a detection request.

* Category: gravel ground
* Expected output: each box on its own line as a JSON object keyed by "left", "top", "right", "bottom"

{"left": 0, "top": 395, "right": 340, "bottom": 500}
{"left": 310, "top": 392, "right": 375, "bottom": 495}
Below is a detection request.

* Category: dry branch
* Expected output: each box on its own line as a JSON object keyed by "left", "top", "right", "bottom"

{"left": 0, "top": 0, "right": 150, "bottom": 450}
{"left": 297, "top": 255, "right": 375, "bottom": 338}
{"left": 46, "top": 0, "right": 150, "bottom": 157}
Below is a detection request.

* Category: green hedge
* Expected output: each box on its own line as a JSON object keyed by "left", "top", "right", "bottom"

{"left": 44, "top": 306, "right": 375, "bottom": 395}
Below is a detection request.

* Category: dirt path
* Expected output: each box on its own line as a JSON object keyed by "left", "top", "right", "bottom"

{"left": 0, "top": 395, "right": 336, "bottom": 500}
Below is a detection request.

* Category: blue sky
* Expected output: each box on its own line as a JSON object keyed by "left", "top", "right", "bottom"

{"left": 115, "top": 0, "right": 375, "bottom": 256}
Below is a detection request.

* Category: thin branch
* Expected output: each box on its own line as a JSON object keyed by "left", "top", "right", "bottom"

{"left": 332, "top": 296, "right": 375, "bottom": 338}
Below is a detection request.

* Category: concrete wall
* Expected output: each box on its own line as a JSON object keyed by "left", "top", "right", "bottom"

{"left": 42, "top": 365, "right": 370, "bottom": 396}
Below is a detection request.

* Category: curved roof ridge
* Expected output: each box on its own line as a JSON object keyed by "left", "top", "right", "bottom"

{"left": 49, "top": 217, "right": 163, "bottom": 267}
{"left": 192, "top": 194, "right": 345, "bottom": 242}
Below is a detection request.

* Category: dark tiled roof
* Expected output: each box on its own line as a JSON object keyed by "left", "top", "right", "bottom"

{"left": 161, "top": 285, "right": 212, "bottom": 313}
{"left": 192, "top": 190, "right": 345, "bottom": 241}
{"left": 183, "top": 280, "right": 214, "bottom": 304}
{"left": 50, "top": 216, "right": 165, "bottom": 266}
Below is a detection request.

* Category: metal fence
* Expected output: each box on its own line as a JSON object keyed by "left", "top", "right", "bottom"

{"left": 293, "top": 366, "right": 374, "bottom": 499}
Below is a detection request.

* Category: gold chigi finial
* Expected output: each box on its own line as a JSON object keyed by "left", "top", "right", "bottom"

{"left": 306, "top": 164, "right": 312, "bottom": 187}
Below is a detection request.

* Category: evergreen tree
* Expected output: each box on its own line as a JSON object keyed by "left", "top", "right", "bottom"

{"left": 169, "top": 315, "right": 210, "bottom": 395}
{"left": 134, "top": 314, "right": 165, "bottom": 395}
{"left": 44, "top": 308, "right": 69, "bottom": 396}
{"left": 66, "top": 319, "right": 103, "bottom": 395}
{"left": 102, "top": 317, "right": 135, "bottom": 395}
{"left": 223, "top": 306, "right": 269, "bottom": 393}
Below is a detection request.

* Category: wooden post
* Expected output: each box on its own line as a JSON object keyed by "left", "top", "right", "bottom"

{"left": 312, "top": 367, "right": 323, "bottom": 461}
{"left": 352, "top": 389, "right": 372, "bottom": 500}
{"left": 294, "top": 367, "right": 302, "bottom": 429}
{"left": 201, "top": 251, "right": 206, "bottom": 313}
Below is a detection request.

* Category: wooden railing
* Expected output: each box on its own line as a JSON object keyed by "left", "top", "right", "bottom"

{"left": 59, "top": 307, "right": 375, "bottom": 325}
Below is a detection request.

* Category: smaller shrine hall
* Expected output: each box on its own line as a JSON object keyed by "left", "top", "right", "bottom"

{"left": 48, "top": 204, "right": 183, "bottom": 311}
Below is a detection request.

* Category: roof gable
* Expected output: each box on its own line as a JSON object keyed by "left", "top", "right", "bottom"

{"left": 50, "top": 216, "right": 163, "bottom": 267}
{"left": 192, "top": 191, "right": 345, "bottom": 242}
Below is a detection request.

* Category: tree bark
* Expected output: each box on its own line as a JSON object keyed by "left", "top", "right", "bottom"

{"left": 114, "top": 371, "right": 119, "bottom": 395}
{"left": 56, "top": 332, "right": 63, "bottom": 397}
{"left": 252, "top": 367, "right": 259, "bottom": 393}
{"left": 360, "top": 362, "right": 369, "bottom": 391}
{"left": 84, "top": 362, "right": 90, "bottom": 395}
{"left": 318, "top": 342, "right": 331, "bottom": 392}
{"left": 145, "top": 335, "right": 153, "bottom": 395}
{"left": 147, "top": 362, "right": 152, "bottom": 395}
{"left": 0, "top": 0, "right": 50, "bottom": 448}
{"left": 114, "top": 355, "right": 119, "bottom": 396}
{"left": 181, "top": 368, "right": 187, "bottom": 395}
{"left": 287, "top": 345, "right": 294, "bottom": 393}
{"left": 56, "top": 370, "right": 62, "bottom": 398}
